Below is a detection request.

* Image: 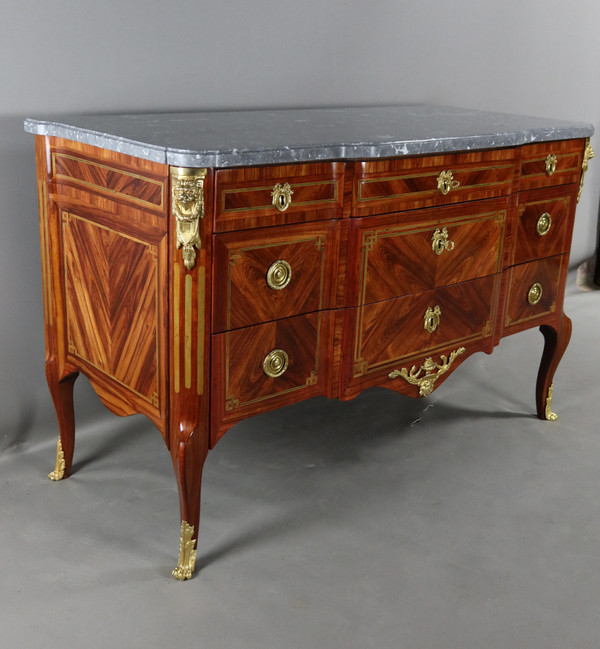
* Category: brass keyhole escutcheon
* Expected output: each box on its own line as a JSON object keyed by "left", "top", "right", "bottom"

{"left": 266, "top": 259, "right": 292, "bottom": 290}
{"left": 527, "top": 282, "right": 543, "bottom": 306}
{"left": 263, "top": 349, "right": 289, "bottom": 378}
{"left": 424, "top": 305, "right": 441, "bottom": 333}
{"left": 545, "top": 153, "right": 558, "bottom": 176}
{"left": 437, "top": 170, "right": 460, "bottom": 195}
{"left": 271, "top": 182, "right": 293, "bottom": 212}
{"left": 431, "top": 227, "right": 455, "bottom": 255}
{"left": 536, "top": 212, "right": 552, "bottom": 236}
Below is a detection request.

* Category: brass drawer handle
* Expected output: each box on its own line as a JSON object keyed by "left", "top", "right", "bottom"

{"left": 527, "top": 282, "right": 543, "bottom": 305}
{"left": 424, "top": 305, "right": 441, "bottom": 333}
{"left": 263, "top": 349, "right": 289, "bottom": 378}
{"left": 271, "top": 182, "right": 293, "bottom": 212}
{"left": 266, "top": 259, "right": 292, "bottom": 290}
{"left": 431, "top": 227, "right": 455, "bottom": 255}
{"left": 389, "top": 347, "right": 466, "bottom": 397}
{"left": 545, "top": 153, "right": 557, "bottom": 176}
{"left": 536, "top": 212, "right": 552, "bottom": 236}
{"left": 437, "top": 170, "right": 460, "bottom": 195}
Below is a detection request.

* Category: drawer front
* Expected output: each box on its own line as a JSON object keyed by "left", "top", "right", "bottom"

{"left": 352, "top": 148, "right": 515, "bottom": 216}
{"left": 214, "top": 162, "right": 344, "bottom": 232}
{"left": 511, "top": 185, "right": 577, "bottom": 266}
{"left": 348, "top": 200, "right": 506, "bottom": 306}
{"left": 213, "top": 221, "right": 339, "bottom": 332}
{"left": 504, "top": 256, "right": 565, "bottom": 330}
{"left": 518, "top": 139, "right": 583, "bottom": 191}
{"left": 211, "top": 311, "right": 333, "bottom": 436}
{"left": 349, "top": 274, "right": 499, "bottom": 382}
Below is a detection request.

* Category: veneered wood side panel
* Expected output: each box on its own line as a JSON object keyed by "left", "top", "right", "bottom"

{"left": 42, "top": 136, "right": 170, "bottom": 433}
{"left": 63, "top": 212, "right": 160, "bottom": 407}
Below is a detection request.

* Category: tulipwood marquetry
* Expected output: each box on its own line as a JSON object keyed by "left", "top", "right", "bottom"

{"left": 33, "top": 128, "right": 590, "bottom": 579}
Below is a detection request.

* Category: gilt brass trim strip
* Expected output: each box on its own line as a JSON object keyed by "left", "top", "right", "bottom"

{"left": 174, "top": 263, "right": 181, "bottom": 394}
{"left": 51, "top": 152, "right": 165, "bottom": 209}
{"left": 221, "top": 180, "right": 339, "bottom": 214}
{"left": 185, "top": 274, "right": 192, "bottom": 390}
{"left": 39, "top": 179, "right": 53, "bottom": 325}
{"left": 197, "top": 267, "right": 205, "bottom": 395}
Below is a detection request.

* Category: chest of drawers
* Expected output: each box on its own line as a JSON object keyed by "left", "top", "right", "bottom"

{"left": 25, "top": 106, "right": 594, "bottom": 579}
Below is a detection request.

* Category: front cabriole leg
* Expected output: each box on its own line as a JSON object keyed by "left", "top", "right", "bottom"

{"left": 169, "top": 166, "right": 212, "bottom": 580}
{"left": 536, "top": 312, "right": 572, "bottom": 421}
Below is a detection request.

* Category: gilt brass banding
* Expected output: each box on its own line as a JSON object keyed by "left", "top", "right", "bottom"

{"left": 545, "top": 153, "right": 558, "bottom": 176}
{"left": 527, "top": 282, "right": 543, "bottom": 305}
{"left": 388, "top": 347, "right": 466, "bottom": 397}
{"left": 431, "top": 227, "right": 455, "bottom": 255}
{"left": 536, "top": 212, "right": 552, "bottom": 236}
{"left": 263, "top": 349, "right": 289, "bottom": 378}
{"left": 437, "top": 170, "right": 460, "bottom": 195}
{"left": 424, "top": 305, "right": 441, "bottom": 333}
{"left": 271, "top": 182, "right": 293, "bottom": 212}
{"left": 266, "top": 259, "right": 292, "bottom": 290}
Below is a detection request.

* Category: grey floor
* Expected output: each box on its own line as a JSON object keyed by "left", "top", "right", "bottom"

{"left": 2, "top": 278, "right": 599, "bottom": 649}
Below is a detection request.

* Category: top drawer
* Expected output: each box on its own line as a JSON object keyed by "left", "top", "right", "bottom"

{"left": 214, "top": 163, "right": 344, "bottom": 232}
{"left": 518, "top": 139, "right": 584, "bottom": 191}
{"left": 351, "top": 148, "right": 515, "bottom": 216}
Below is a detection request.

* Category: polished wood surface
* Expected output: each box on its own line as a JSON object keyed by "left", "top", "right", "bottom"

{"left": 518, "top": 139, "right": 584, "bottom": 191}
{"left": 347, "top": 199, "right": 507, "bottom": 306}
{"left": 214, "top": 162, "right": 344, "bottom": 231}
{"left": 34, "top": 131, "right": 587, "bottom": 577}
{"left": 352, "top": 148, "right": 515, "bottom": 216}
{"left": 212, "top": 220, "right": 339, "bottom": 332}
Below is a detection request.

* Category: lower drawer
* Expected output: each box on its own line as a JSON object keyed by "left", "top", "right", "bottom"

{"left": 344, "top": 274, "right": 500, "bottom": 395}
{"left": 211, "top": 311, "right": 333, "bottom": 442}
{"left": 504, "top": 256, "right": 565, "bottom": 331}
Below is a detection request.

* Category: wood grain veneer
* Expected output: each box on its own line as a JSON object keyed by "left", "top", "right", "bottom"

{"left": 33, "top": 129, "right": 589, "bottom": 579}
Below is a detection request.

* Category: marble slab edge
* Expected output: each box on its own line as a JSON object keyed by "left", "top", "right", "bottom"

{"left": 24, "top": 118, "right": 594, "bottom": 168}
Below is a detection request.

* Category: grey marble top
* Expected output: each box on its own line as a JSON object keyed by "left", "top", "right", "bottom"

{"left": 24, "top": 105, "right": 594, "bottom": 168}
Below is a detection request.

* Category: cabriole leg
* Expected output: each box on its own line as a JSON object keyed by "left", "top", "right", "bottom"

{"left": 46, "top": 368, "right": 79, "bottom": 480}
{"left": 171, "top": 429, "right": 207, "bottom": 580}
{"left": 536, "top": 313, "right": 572, "bottom": 421}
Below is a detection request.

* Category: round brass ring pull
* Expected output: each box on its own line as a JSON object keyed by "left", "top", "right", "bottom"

{"left": 263, "top": 349, "right": 289, "bottom": 378}
{"left": 271, "top": 182, "right": 293, "bottom": 212}
{"left": 527, "top": 282, "right": 543, "bottom": 306}
{"left": 536, "top": 212, "right": 552, "bottom": 236}
{"left": 266, "top": 259, "right": 292, "bottom": 290}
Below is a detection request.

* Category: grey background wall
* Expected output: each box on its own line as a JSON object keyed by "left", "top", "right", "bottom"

{"left": 1, "top": 0, "right": 599, "bottom": 444}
